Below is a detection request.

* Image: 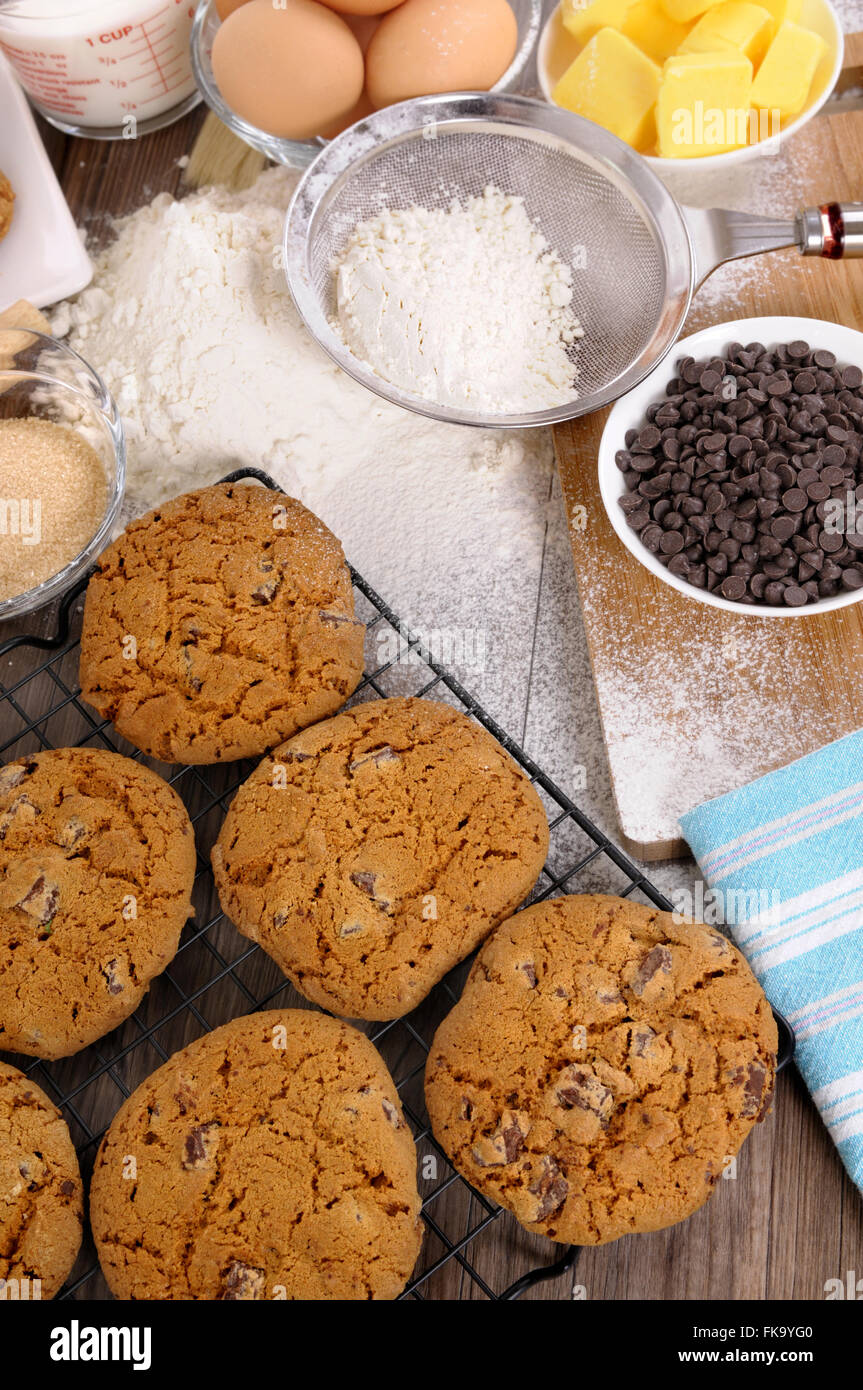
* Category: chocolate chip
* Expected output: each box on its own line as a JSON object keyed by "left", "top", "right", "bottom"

{"left": 472, "top": 1109, "right": 530, "bottom": 1166}
{"left": 102, "top": 958, "right": 125, "bottom": 995}
{"left": 740, "top": 1059, "right": 774, "bottom": 1121}
{"left": 251, "top": 575, "right": 281, "bottom": 604}
{"left": 721, "top": 575, "right": 747, "bottom": 601}
{"left": 183, "top": 1121, "right": 221, "bottom": 1170}
{"left": 15, "top": 874, "right": 60, "bottom": 927}
{"left": 219, "top": 1260, "right": 266, "bottom": 1301}
{"left": 630, "top": 944, "right": 672, "bottom": 996}
{"left": 527, "top": 1155, "right": 568, "bottom": 1222}
{"left": 350, "top": 870, "right": 377, "bottom": 896}
{"left": 0, "top": 794, "right": 39, "bottom": 841}
{"left": 630, "top": 1024, "right": 657, "bottom": 1057}
{"left": 555, "top": 1064, "right": 614, "bottom": 1123}
{"left": 783, "top": 585, "right": 808, "bottom": 607}
{"left": 782, "top": 488, "right": 807, "bottom": 513}
{"left": 381, "top": 1098, "right": 402, "bottom": 1129}
{"left": 0, "top": 762, "right": 31, "bottom": 795}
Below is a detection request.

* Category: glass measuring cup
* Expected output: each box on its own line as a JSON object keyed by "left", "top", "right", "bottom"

{"left": 0, "top": 0, "right": 200, "bottom": 138}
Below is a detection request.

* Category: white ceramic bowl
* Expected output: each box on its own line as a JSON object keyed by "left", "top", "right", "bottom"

{"left": 598, "top": 317, "right": 863, "bottom": 618}
{"left": 537, "top": 0, "right": 843, "bottom": 175}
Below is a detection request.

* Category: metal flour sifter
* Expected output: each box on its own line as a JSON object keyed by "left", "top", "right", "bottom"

{"left": 284, "top": 92, "right": 863, "bottom": 429}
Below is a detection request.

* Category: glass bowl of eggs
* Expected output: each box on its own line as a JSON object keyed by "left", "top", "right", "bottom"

{"left": 191, "top": 0, "right": 543, "bottom": 170}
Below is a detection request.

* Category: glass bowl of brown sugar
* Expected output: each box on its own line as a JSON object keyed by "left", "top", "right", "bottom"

{"left": 0, "top": 330, "right": 125, "bottom": 622}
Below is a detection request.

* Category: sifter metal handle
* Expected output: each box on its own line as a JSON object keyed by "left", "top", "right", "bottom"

{"left": 684, "top": 202, "right": 863, "bottom": 286}
{"left": 797, "top": 203, "right": 863, "bottom": 258}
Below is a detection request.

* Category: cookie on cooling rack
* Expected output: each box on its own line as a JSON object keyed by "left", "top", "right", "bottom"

{"left": 0, "top": 1061, "right": 83, "bottom": 1298}
{"left": 425, "top": 893, "right": 778, "bottom": 1246}
{"left": 78, "top": 483, "right": 365, "bottom": 765}
{"left": 90, "top": 1010, "right": 422, "bottom": 1300}
{"left": 0, "top": 747, "right": 195, "bottom": 1060}
{"left": 211, "top": 697, "right": 550, "bottom": 1021}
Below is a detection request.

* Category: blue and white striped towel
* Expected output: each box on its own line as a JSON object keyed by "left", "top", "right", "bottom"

{"left": 680, "top": 728, "right": 863, "bottom": 1195}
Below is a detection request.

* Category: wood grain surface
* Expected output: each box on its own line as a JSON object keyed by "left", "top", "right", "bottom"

{"left": 0, "top": 98, "right": 857, "bottom": 1302}
{"left": 555, "top": 45, "right": 863, "bottom": 860}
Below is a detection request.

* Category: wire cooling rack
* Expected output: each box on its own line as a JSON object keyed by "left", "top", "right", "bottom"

{"left": 0, "top": 468, "right": 793, "bottom": 1301}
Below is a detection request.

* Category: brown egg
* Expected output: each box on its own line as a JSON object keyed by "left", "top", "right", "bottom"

{"left": 366, "top": 0, "right": 518, "bottom": 109}
{"left": 320, "top": 0, "right": 404, "bottom": 14}
{"left": 344, "top": 11, "right": 383, "bottom": 51}
{"left": 215, "top": 0, "right": 251, "bottom": 18}
{"left": 212, "top": 0, "right": 364, "bottom": 140}
{"left": 318, "top": 89, "right": 376, "bottom": 138}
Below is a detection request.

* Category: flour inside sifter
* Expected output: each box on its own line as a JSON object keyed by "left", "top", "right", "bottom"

{"left": 332, "top": 185, "right": 584, "bottom": 414}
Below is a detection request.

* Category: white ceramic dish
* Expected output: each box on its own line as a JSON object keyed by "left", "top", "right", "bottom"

{"left": 537, "top": 0, "right": 843, "bottom": 175}
{"left": 598, "top": 316, "right": 863, "bottom": 618}
{"left": 0, "top": 52, "right": 92, "bottom": 310}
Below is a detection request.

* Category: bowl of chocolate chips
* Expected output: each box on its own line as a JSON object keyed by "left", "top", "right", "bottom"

{"left": 599, "top": 317, "right": 863, "bottom": 615}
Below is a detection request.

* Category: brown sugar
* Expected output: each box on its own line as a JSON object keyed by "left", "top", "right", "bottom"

{"left": 0, "top": 417, "right": 108, "bottom": 601}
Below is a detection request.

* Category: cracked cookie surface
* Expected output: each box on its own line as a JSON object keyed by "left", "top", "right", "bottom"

{"left": 425, "top": 894, "right": 777, "bottom": 1245}
{"left": 0, "top": 748, "right": 195, "bottom": 1059}
{"left": 0, "top": 1062, "right": 83, "bottom": 1298}
{"left": 79, "top": 483, "right": 364, "bottom": 765}
{"left": 211, "top": 697, "right": 549, "bottom": 1020}
{"left": 90, "top": 1010, "right": 422, "bottom": 1300}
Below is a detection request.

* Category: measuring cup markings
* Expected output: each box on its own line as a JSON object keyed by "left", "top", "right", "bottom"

{"left": 0, "top": 1, "right": 197, "bottom": 132}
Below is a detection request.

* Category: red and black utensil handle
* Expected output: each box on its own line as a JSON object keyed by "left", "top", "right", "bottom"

{"left": 799, "top": 203, "right": 863, "bottom": 257}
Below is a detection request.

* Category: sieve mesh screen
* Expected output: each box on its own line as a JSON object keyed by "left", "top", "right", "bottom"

{"left": 305, "top": 124, "right": 669, "bottom": 405}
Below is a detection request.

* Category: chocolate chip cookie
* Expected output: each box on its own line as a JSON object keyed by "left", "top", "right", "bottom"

{"left": 90, "top": 1010, "right": 422, "bottom": 1300}
{"left": 0, "top": 748, "right": 195, "bottom": 1060}
{"left": 79, "top": 483, "right": 364, "bottom": 765}
{"left": 1, "top": 1062, "right": 83, "bottom": 1298}
{"left": 425, "top": 894, "right": 777, "bottom": 1245}
{"left": 212, "top": 697, "right": 549, "bottom": 1020}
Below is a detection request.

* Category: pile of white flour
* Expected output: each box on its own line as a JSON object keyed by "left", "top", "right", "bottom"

{"left": 334, "top": 185, "right": 582, "bottom": 412}
{"left": 52, "top": 166, "right": 555, "bottom": 723}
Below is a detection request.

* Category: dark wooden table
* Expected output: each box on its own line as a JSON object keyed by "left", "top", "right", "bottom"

{"left": 13, "top": 105, "right": 862, "bottom": 1301}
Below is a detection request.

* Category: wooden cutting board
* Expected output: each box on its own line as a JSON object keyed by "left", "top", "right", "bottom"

{"left": 555, "top": 35, "right": 863, "bottom": 861}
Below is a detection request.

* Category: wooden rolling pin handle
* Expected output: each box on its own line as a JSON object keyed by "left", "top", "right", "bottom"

{"left": 798, "top": 203, "right": 863, "bottom": 258}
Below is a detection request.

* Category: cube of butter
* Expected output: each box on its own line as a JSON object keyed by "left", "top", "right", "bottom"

{"left": 660, "top": 0, "right": 722, "bottom": 24}
{"left": 759, "top": 0, "right": 802, "bottom": 37}
{"left": 656, "top": 50, "right": 753, "bottom": 156}
{"left": 622, "top": 0, "right": 693, "bottom": 63}
{"left": 552, "top": 28, "right": 662, "bottom": 151}
{"left": 678, "top": 1, "right": 773, "bottom": 65}
{"left": 561, "top": 0, "right": 637, "bottom": 46}
{"left": 750, "top": 20, "right": 826, "bottom": 117}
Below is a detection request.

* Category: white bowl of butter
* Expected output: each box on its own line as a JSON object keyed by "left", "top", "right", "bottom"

{"left": 537, "top": 0, "right": 843, "bottom": 173}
